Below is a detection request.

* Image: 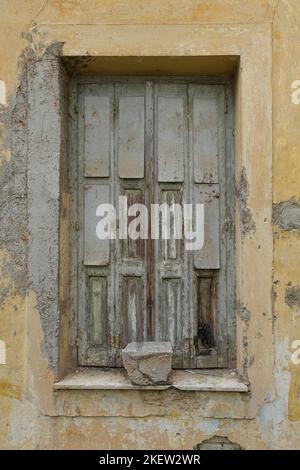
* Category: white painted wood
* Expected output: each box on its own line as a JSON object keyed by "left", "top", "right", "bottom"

{"left": 84, "top": 89, "right": 112, "bottom": 177}
{"left": 89, "top": 276, "right": 108, "bottom": 347}
{"left": 194, "top": 184, "right": 220, "bottom": 269}
{"left": 118, "top": 96, "right": 145, "bottom": 178}
{"left": 193, "top": 97, "right": 219, "bottom": 183}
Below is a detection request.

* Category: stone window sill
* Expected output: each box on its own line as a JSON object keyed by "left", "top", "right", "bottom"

{"left": 54, "top": 368, "right": 248, "bottom": 392}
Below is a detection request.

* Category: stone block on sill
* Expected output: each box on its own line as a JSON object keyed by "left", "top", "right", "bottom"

{"left": 122, "top": 341, "right": 173, "bottom": 386}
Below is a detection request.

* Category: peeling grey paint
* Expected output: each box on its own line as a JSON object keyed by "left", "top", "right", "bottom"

{"left": 237, "top": 167, "right": 256, "bottom": 237}
{"left": 272, "top": 200, "right": 300, "bottom": 231}
{"left": 285, "top": 285, "right": 300, "bottom": 309}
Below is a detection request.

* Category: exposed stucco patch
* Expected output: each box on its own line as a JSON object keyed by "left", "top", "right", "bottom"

{"left": 272, "top": 200, "right": 300, "bottom": 231}
{"left": 285, "top": 285, "right": 300, "bottom": 309}
{"left": 194, "top": 435, "right": 242, "bottom": 450}
{"left": 0, "top": 52, "right": 28, "bottom": 307}
{"left": 237, "top": 167, "right": 256, "bottom": 237}
{"left": 237, "top": 301, "right": 251, "bottom": 321}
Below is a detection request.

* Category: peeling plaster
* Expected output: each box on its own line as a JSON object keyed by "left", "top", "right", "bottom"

{"left": 273, "top": 200, "right": 300, "bottom": 231}
{"left": 237, "top": 167, "right": 256, "bottom": 237}
{"left": 285, "top": 285, "right": 300, "bottom": 309}
{"left": 27, "top": 42, "right": 67, "bottom": 372}
{"left": 0, "top": 52, "right": 28, "bottom": 308}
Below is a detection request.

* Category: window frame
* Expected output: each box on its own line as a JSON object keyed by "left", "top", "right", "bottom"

{"left": 68, "top": 75, "right": 235, "bottom": 371}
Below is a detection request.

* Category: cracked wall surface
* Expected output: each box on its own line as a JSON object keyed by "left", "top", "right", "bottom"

{"left": 0, "top": 0, "right": 300, "bottom": 450}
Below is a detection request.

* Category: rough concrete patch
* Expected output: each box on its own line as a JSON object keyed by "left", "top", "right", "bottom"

{"left": 272, "top": 200, "right": 300, "bottom": 231}
{"left": 27, "top": 42, "right": 67, "bottom": 372}
{"left": 237, "top": 167, "right": 256, "bottom": 237}
{"left": 285, "top": 285, "right": 300, "bottom": 309}
{"left": 0, "top": 43, "right": 67, "bottom": 377}
{"left": 0, "top": 51, "right": 29, "bottom": 307}
{"left": 194, "top": 435, "right": 242, "bottom": 450}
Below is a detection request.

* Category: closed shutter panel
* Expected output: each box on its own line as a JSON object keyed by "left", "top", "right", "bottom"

{"left": 77, "top": 81, "right": 148, "bottom": 366}
{"left": 153, "top": 83, "right": 188, "bottom": 368}
{"left": 115, "top": 82, "right": 148, "bottom": 366}
{"left": 75, "top": 78, "right": 231, "bottom": 368}
{"left": 189, "top": 84, "right": 227, "bottom": 367}
{"left": 77, "top": 84, "right": 114, "bottom": 366}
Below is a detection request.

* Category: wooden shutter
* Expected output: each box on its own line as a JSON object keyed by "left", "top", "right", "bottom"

{"left": 188, "top": 84, "right": 226, "bottom": 367}
{"left": 153, "top": 82, "right": 189, "bottom": 368}
{"left": 153, "top": 82, "right": 227, "bottom": 368}
{"left": 77, "top": 81, "right": 148, "bottom": 366}
{"left": 74, "top": 78, "right": 232, "bottom": 368}
{"left": 77, "top": 84, "right": 113, "bottom": 366}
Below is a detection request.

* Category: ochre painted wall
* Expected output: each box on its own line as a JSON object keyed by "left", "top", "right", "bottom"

{"left": 0, "top": 0, "right": 300, "bottom": 449}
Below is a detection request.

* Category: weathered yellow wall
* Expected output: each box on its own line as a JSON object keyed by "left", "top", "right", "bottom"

{"left": 0, "top": 0, "right": 300, "bottom": 449}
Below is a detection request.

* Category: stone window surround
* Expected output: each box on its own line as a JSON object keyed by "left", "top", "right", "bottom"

{"left": 27, "top": 23, "right": 273, "bottom": 414}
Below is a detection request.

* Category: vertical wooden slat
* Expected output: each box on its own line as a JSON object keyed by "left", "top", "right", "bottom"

{"left": 89, "top": 276, "right": 108, "bottom": 347}
{"left": 145, "top": 81, "right": 155, "bottom": 341}
{"left": 84, "top": 184, "right": 110, "bottom": 266}
{"left": 84, "top": 86, "right": 112, "bottom": 177}
{"left": 121, "top": 188, "right": 145, "bottom": 260}
{"left": 160, "top": 278, "right": 183, "bottom": 367}
{"left": 193, "top": 183, "right": 220, "bottom": 269}
{"left": 118, "top": 96, "right": 145, "bottom": 178}
{"left": 122, "top": 276, "right": 144, "bottom": 346}
{"left": 159, "top": 189, "right": 182, "bottom": 261}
